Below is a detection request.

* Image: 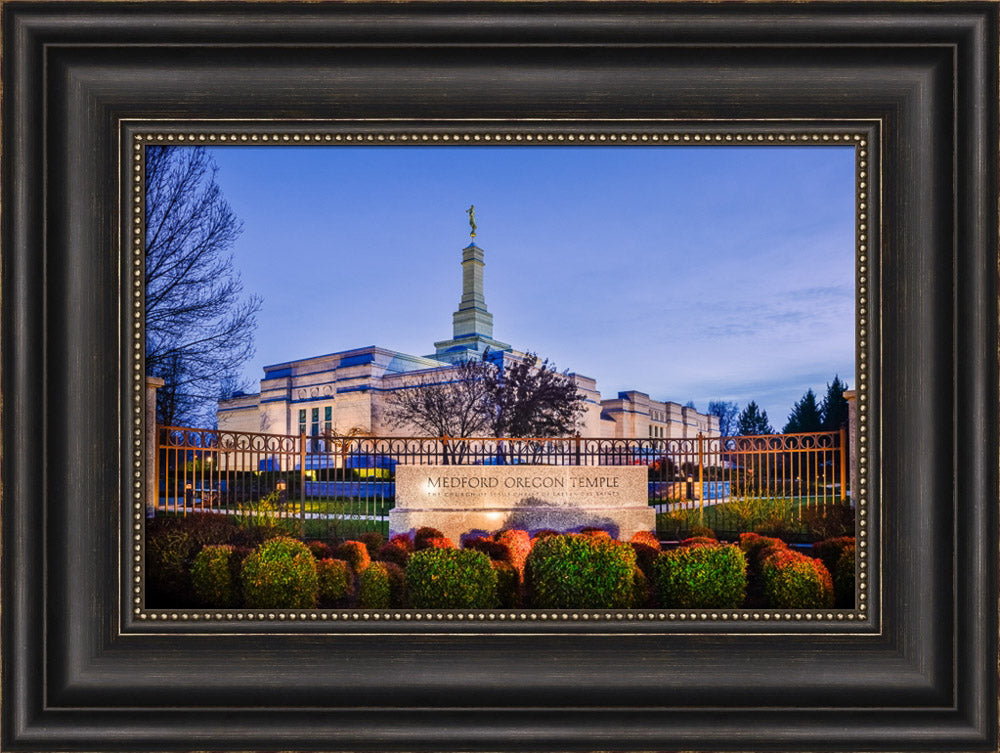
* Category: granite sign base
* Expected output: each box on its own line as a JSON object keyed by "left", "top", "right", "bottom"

{"left": 389, "top": 465, "right": 655, "bottom": 543}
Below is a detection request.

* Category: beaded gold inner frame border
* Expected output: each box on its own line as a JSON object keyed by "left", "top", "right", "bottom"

{"left": 125, "top": 122, "right": 877, "bottom": 631}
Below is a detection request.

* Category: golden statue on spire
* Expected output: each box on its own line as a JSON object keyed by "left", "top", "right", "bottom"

{"left": 467, "top": 204, "right": 477, "bottom": 239}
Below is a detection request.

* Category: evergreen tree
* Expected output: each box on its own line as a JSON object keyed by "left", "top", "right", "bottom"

{"left": 736, "top": 401, "right": 773, "bottom": 435}
{"left": 820, "top": 375, "right": 850, "bottom": 431}
{"left": 783, "top": 388, "right": 823, "bottom": 434}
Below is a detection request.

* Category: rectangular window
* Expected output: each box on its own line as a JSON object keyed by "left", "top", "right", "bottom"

{"left": 298, "top": 409, "right": 306, "bottom": 435}
{"left": 324, "top": 405, "right": 332, "bottom": 435}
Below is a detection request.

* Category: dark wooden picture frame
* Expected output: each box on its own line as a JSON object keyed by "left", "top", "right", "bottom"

{"left": 2, "top": 2, "right": 997, "bottom": 751}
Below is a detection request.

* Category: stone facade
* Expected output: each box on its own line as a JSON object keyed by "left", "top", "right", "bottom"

{"left": 217, "top": 238, "right": 719, "bottom": 441}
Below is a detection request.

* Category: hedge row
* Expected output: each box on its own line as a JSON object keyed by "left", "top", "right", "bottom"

{"left": 150, "top": 517, "right": 855, "bottom": 610}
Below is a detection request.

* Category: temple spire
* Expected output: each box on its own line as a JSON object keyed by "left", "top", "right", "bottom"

{"left": 429, "top": 211, "right": 511, "bottom": 363}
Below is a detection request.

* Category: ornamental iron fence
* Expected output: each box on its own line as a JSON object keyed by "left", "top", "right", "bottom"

{"left": 154, "top": 426, "right": 848, "bottom": 541}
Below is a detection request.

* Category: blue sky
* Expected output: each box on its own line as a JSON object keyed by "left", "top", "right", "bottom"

{"left": 206, "top": 145, "right": 855, "bottom": 429}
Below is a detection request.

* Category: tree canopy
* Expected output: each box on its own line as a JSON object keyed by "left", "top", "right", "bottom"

{"left": 384, "top": 351, "right": 586, "bottom": 438}
{"left": 707, "top": 400, "right": 739, "bottom": 437}
{"left": 820, "top": 375, "right": 850, "bottom": 431}
{"left": 782, "top": 388, "right": 823, "bottom": 433}
{"left": 145, "top": 146, "right": 260, "bottom": 427}
{"left": 735, "top": 400, "right": 773, "bottom": 435}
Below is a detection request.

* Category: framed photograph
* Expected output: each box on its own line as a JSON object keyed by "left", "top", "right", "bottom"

{"left": 3, "top": 2, "right": 997, "bottom": 752}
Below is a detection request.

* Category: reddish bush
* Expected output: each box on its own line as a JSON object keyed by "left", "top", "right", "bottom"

{"left": 357, "top": 532, "right": 386, "bottom": 558}
{"left": 388, "top": 533, "right": 415, "bottom": 551}
{"left": 414, "top": 526, "right": 446, "bottom": 550}
{"left": 422, "top": 536, "right": 455, "bottom": 550}
{"left": 738, "top": 533, "right": 788, "bottom": 570}
{"left": 464, "top": 536, "right": 512, "bottom": 563}
{"left": 494, "top": 529, "right": 532, "bottom": 575}
{"left": 579, "top": 527, "right": 613, "bottom": 539}
{"left": 679, "top": 536, "right": 720, "bottom": 549}
{"left": 376, "top": 540, "right": 412, "bottom": 568}
{"left": 336, "top": 540, "right": 371, "bottom": 574}
{"left": 630, "top": 531, "right": 661, "bottom": 549}
{"left": 305, "top": 540, "right": 334, "bottom": 561}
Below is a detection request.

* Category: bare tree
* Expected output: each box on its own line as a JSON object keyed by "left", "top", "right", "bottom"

{"left": 383, "top": 351, "right": 586, "bottom": 440}
{"left": 144, "top": 146, "right": 261, "bottom": 427}
{"left": 383, "top": 358, "right": 493, "bottom": 438}
{"left": 483, "top": 352, "right": 586, "bottom": 438}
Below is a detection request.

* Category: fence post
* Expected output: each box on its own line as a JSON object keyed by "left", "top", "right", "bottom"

{"left": 299, "top": 431, "right": 307, "bottom": 538}
{"left": 145, "top": 377, "right": 165, "bottom": 518}
{"left": 843, "top": 390, "right": 857, "bottom": 507}
{"left": 697, "top": 432, "right": 705, "bottom": 521}
{"left": 575, "top": 434, "right": 582, "bottom": 466}
{"left": 839, "top": 426, "right": 847, "bottom": 503}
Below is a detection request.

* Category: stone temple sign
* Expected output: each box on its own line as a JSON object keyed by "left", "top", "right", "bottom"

{"left": 389, "top": 465, "right": 655, "bottom": 543}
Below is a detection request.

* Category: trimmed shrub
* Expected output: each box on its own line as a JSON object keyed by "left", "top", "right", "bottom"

{"left": 834, "top": 543, "right": 856, "bottom": 608}
{"left": 655, "top": 544, "right": 747, "bottom": 609}
{"left": 376, "top": 539, "right": 412, "bottom": 568}
{"left": 579, "top": 527, "right": 612, "bottom": 539}
{"left": 525, "top": 534, "right": 636, "bottom": 609}
{"left": 494, "top": 529, "right": 532, "bottom": 576}
{"left": 241, "top": 537, "right": 318, "bottom": 609}
{"left": 631, "top": 542, "right": 661, "bottom": 579}
{"left": 336, "top": 540, "right": 372, "bottom": 574}
{"left": 761, "top": 549, "right": 834, "bottom": 609}
{"left": 146, "top": 513, "right": 244, "bottom": 606}
{"left": 406, "top": 548, "right": 498, "bottom": 608}
{"left": 679, "top": 536, "right": 720, "bottom": 549}
{"left": 811, "top": 536, "right": 856, "bottom": 576}
{"left": 738, "top": 533, "right": 788, "bottom": 570}
{"left": 191, "top": 544, "right": 241, "bottom": 607}
{"left": 413, "top": 526, "right": 446, "bottom": 550}
{"left": 422, "top": 536, "right": 455, "bottom": 550}
{"left": 316, "top": 558, "right": 354, "bottom": 607}
{"left": 464, "top": 536, "right": 512, "bottom": 563}
{"left": 492, "top": 560, "right": 521, "bottom": 608}
{"left": 630, "top": 530, "right": 661, "bottom": 549}
{"left": 388, "top": 533, "right": 415, "bottom": 551}
{"left": 305, "top": 540, "right": 334, "bottom": 561}
{"left": 357, "top": 532, "right": 386, "bottom": 558}
{"left": 358, "top": 562, "right": 392, "bottom": 608}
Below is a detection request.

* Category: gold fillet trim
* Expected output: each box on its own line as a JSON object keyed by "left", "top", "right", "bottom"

{"left": 129, "top": 127, "right": 873, "bottom": 631}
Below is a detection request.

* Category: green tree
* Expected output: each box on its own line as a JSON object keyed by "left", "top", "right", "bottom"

{"left": 820, "top": 375, "right": 850, "bottom": 431}
{"left": 707, "top": 400, "right": 739, "bottom": 436}
{"left": 783, "top": 388, "right": 823, "bottom": 433}
{"left": 736, "top": 401, "right": 773, "bottom": 435}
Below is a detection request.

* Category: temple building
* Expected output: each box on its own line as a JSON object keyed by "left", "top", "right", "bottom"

{"left": 217, "top": 213, "right": 719, "bottom": 440}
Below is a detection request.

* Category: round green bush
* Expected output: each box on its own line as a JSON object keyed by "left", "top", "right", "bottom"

{"left": 631, "top": 565, "right": 651, "bottom": 608}
{"left": 358, "top": 561, "right": 392, "bottom": 608}
{"left": 406, "top": 548, "right": 498, "bottom": 608}
{"left": 316, "top": 558, "right": 354, "bottom": 607}
{"left": 241, "top": 536, "right": 318, "bottom": 609}
{"left": 654, "top": 544, "right": 747, "bottom": 609}
{"left": 525, "top": 534, "right": 636, "bottom": 609}
{"left": 833, "top": 543, "right": 856, "bottom": 608}
{"left": 191, "top": 544, "right": 241, "bottom": 607}
{"left": 761, "top": 549, "right": 834, "bottom": 608}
